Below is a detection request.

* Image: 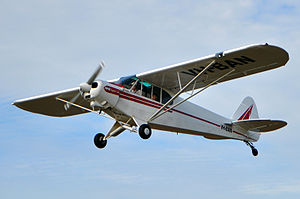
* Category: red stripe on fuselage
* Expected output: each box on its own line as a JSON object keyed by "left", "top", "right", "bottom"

{"left": 105, "top": 85, "right": 173, "bottom": 112}
{"left": 104, "top": 85, "right": 254, "bottom": 141}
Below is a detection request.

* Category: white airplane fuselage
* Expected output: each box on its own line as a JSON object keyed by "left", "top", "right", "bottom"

{"left": 91, "top": 81, "right": 259, "bottom": 142}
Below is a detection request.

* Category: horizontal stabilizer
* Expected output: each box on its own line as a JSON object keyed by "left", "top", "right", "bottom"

{"left": 232, "top": 119, "right": 287, "bottom": 133}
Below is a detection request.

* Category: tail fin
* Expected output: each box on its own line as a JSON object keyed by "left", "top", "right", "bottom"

{"left": 232, "top": 97, "right": 286, "bottom": 142}
{"left": 232, "top": 96, "right": 259, "bottom": 121}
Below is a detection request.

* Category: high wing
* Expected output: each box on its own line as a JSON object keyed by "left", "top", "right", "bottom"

{"left": 13, "top": 43, "right": 289, "bottom": 118}
{"left": 13, "top": 88, "right": 90, "bottom": 117}
{"left": 13, "top": 63, "right": 106, "bottom": 117}
{"left": 137, "top": 43, "right": 289, "bottom": 93}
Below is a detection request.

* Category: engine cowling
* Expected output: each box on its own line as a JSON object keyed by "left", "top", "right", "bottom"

{"left": 89, "top": 81, "right": 120, "bottom": 109}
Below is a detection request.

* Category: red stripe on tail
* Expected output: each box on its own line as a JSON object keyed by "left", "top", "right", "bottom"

{"left": 238, "top": 105, "right": 253, "bottom": 120}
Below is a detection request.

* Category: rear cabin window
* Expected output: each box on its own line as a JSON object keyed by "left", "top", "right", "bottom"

{"left": 152, "top": 86, "right": 161, "bottom": 103}
{"left": 162, "top": 90, "right": 172, "bottom": 104}
{"left": 116, "top": 76, "right": 173, "bottom": 105}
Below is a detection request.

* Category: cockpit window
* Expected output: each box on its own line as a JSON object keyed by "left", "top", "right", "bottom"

{"left": 142, "top": 81, "right": 151, "bottom": 98}
{"left": 116, "top": 76, "right": 137, "bottom": 89}
{"left": 116, "top": 76, "right": 173, "bottom": 105}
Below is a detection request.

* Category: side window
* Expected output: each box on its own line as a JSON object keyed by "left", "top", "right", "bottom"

{"left": 142, "top": 82, "right": 152, "bottom": 98}
{"left": 152, "top": 86, "right": 161, "bottom": 102}
{"left": 132, "top": 80, "right": 142, "bottom": 95}
{"left": 162, "top": 90, "right": 173, "bottom": 105}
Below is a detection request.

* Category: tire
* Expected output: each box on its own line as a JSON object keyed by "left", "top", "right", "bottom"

{"left": 94, "top": 133, "right": 107, "bottom": 149}
{"left": 139, "top": 124, "right": 152, "bottom": 139}
{"left": 252, "top": 148, "right": 258, "bottom": 156}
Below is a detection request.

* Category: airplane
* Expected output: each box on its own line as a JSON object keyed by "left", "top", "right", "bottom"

{"left": 13, "top": 43, "right": 289, "bottom": 156}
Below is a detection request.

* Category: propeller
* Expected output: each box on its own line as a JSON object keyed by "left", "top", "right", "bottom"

{"left": 64, "top": 61, "right": 105, "bottom": 110}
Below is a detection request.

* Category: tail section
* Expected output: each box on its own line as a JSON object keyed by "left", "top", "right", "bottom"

{"left": 232, "top": 96, "right": 287, "bottom": 142}
{"left": 232, "top": 96, "right": 287, "bottom": 156}
{"left": 232, "top": 96, "right": 260, "bottom": 142}
{"left": 232, "top": 96, "right": 259, "bottom": 121}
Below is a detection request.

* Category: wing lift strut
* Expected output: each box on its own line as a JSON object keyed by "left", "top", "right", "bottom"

{"left": 147, "top": 60, "right": 235, "bottom": 122}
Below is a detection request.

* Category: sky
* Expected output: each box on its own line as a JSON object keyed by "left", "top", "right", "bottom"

{"left": 1, "top": 0, "right": 300, "bottom": 198}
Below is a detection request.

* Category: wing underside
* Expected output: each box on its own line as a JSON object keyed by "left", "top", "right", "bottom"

{"left": 137, "top": 44, "right": 289, "bottom": 93}
{"left": 14, "top": 43, "right": 289, "bottom": 118}
{"left": 13, "top": 88, "right": 89, "bottom": 117}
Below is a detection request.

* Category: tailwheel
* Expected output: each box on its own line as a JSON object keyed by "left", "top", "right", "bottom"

{"left": 244, "top": 141, "right": 258, "bottom": 156}
{"left": 251, "top": 148, "right": 258, "bottom": 156}
{"left": 94, "top": 133, "right": 107, "bottom": 149}
{"left": 139, "top": 124, "right": 152, "bottom": 139}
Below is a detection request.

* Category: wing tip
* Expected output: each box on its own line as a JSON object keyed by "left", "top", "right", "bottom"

{"left": 278, "top": 120, "right": 288, "bottom": 128}
{"left": 12, "top": 100, "right": 19, "bottom": 107}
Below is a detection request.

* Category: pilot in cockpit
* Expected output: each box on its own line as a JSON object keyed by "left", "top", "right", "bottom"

{"left": 131, "top": 82, "right": 142, "bottom": 95}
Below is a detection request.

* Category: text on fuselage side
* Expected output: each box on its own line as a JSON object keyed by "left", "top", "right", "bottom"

{"left": 221, "top": 124, "right": 232, "bottom": 133}
{"left": 180, "top": 56, "right": 256, "bottom": 76}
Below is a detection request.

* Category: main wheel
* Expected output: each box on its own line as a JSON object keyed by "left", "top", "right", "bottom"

{"left": 94, "top": 133, "right": 107, "bottom": 149}
{"left": 139, "top": 124, "right": 152, "bottom": 139}
{"left": 252, "top": 148, "right": 258, "bottom": 156}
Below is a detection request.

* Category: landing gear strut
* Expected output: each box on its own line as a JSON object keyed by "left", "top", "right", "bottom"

{"left": 139, "top": 124, "right": 152, "bottom": 139}
{"left": 244, "top": 141, "right": 258, "bottom": 156}
{"left": 94, "top": 133, "right": 107, "bottom": 149}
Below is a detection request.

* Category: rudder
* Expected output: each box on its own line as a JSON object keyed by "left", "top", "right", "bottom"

{"left": 232, "top": 96, "right": 259, "bottom": 121}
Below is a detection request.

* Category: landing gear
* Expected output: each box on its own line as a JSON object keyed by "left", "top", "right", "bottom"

{"left": 139, "top": 124, "right": 152, "bottom": 139}
{"left": 94, "top": 133, "right": 107, "bottom": 149}
{"left": 244, "top": 141, "right": 258, "bottom": 156}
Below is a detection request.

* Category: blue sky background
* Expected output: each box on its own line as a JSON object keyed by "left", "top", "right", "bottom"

{"left": 1, "top": 0, "right": 300, "bottom": 198}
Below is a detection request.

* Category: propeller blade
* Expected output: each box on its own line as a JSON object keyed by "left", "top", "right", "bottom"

{"left": 87, "top": 61, "right": 105, "bottom": 85}
{"left": 65, "top": 61, "right": 105, "bottom": 111}
{"left": 64, "top": 92, "right": 81, "bottom": 110}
